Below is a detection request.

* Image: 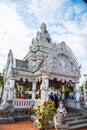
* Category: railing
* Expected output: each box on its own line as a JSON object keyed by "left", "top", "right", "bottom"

{"left": 13, "top": 99, "right": 42, "bottom": 108}
{"left": 66, "top": 99, "right": 87, "bottom": 108}
{"left": 13, "top": 99, "right": 35, "bottom": 108}
{"left": 66, "top": 99, "right": 81, "bottom": 108}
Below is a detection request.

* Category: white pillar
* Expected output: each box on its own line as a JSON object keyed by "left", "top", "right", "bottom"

{"left": 44, "top": 78, "right": 49, "bottom": 101}
{"left": 83, "top": 82, "right": 87, "bottom": 105}
{"left": 32, "top": 81, "right": 36, "bottom": 99}
{"left": 14, "top": 89, "right": 17, "bottom": 99}
{"left": 2, "top": 84, "right": 8, "bottom": 100}
{"left": 41, "top": 77, "right": 49, "bottom": 102}
{"left": 8, "top": 78, "right": 15, "bottom": 100}
{"left": 1, "top": 90, "right": 8, "bottom": 105}
{"left": 62, "top": 85, "right": 65, "bottom": 100}
{"left": 75, "top": 81, "right": 80, "bottom": 108}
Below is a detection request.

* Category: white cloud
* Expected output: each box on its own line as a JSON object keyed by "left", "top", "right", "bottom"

{"left": 63, "top": 19, "right": 87, "bottom": 35}
{"left": 28, "top": 0, "right": 68, "bottom": 23}
{"left": 0, "top": 2, "right": 36, "bottom": 72}
{"left": 48, "top": 25, "right": 67, "bottom": 35}
{"left": 74, "top": 3, "right": 86, "bottom": 14}
{"left": 64, "top": 6, "right": 75, "bottom": 21}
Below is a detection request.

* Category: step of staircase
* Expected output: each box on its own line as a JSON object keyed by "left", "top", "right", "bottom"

{"left": 68, "top": 118, "right": 87, "bottom": 125}
{"left": 66, "top": 113, "right": 83, "bottom": 119}
{"left": 66, "top": 108, "right": 87, "bottom": 129}
{"left": 66, "top": 115, "right": 85, "bottom": 122}
{"left": 69, "top": 123, "right": 87, "bottom": 129}
{"left": 0, "top": 116, "right": 15, "bottom": 124}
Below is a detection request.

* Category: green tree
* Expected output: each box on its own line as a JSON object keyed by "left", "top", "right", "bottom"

{"left": 0, "top": 74, "right": 4, "bottom": 97}
{"left": 0, "top": 75, "right": 4, "bottom": 87}
{"left": 80, "top": 86, "right": 84, "bottom": 92}
{"left": 85, "top": 81, "right": 87, "bottom": 89}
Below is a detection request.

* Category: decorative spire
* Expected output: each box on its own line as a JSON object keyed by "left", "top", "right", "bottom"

{"left": 8, "top": 49, "right": 13, "bottom": 58}
{"left": 30, "top": 23, "right": 52, "bottom": 49}
{"left": 40, "top": 23, "right": 47, "bottom": 33}
{"left": 37, "top": 23, "right": 52, "bottom": 43}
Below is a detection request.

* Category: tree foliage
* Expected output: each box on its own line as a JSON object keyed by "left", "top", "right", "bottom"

{"left": 85, "top": 81, "right": 87, "bottom": 89}
{"left": 0, "top": 75, "right": 4, "bottom": 87}
{"left": 65, "top": 87, "right": 73, "bottom": 94}
{"left": 34, "top": 101, "right": 57, "bottom": 129}
{"left": 80, "top": 86, "right": 83, "bottom": 92}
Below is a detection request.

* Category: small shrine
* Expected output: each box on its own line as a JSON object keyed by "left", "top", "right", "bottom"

{"left": 1, "top": 23, "right": 81, "bottom": 109}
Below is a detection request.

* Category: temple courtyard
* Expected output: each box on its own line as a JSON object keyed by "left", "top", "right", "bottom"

{"left": 0, "top": 121, "right": 87, "bottom": 130}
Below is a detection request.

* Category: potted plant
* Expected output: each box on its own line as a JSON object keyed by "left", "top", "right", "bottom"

{"left": 34, "top": 101, "right": 57, "bottom": 130}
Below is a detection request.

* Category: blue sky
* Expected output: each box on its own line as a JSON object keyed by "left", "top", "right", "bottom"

{"left": 0, "top": 0, "right": 87, "bottom": 84}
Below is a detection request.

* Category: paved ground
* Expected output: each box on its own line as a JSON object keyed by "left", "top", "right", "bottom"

{"left": 0, "top": 121, "right": 55, "bottom": 130}
{"left": 0, "top": 121, "right": 87, "bottom": 130}
{"left": 0, "top": 121, "right": 37, "bottom": 130}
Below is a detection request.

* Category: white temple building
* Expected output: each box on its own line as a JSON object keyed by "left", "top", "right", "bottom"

{"left": 2, "top": 23, "right": 81, "bottom": 108}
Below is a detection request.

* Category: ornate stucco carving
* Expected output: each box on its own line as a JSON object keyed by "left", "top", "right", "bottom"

{"left": 42, "top": 42, "right": 81, "bottom": 79}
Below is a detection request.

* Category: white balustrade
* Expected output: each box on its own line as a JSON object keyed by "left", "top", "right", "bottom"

{"left": 66, "top": 99, "right": 75, "bottom": 107}
{"left": 13, "top": 99, "right": 42, "bottom": 108}
{"left": 13, "top": 99, "right": 35, "bottom": 108}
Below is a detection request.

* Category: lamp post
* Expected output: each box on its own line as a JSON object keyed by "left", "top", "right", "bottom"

{"left": 83, "top": 74, "right": 87, "bottom": 105}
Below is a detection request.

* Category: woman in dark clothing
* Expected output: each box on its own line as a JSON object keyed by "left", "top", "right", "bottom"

{"left": 54, "top": 93, "right": 59, "bottom": 109}
{"left": 50, "top": 92, "right": 54, "bottom": 101}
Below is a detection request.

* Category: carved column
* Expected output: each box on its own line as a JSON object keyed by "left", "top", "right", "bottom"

{"left": 75, "top": 81, "right": 80, "bottom": 108}
{"left": 32, "top": 80, "right": 36, "bottom": 99}
{"left": 2, "top": 83, "right": 8, "bottom": 104}
{"left": 8, "top": 78, "right": 15, "bottom": 100}
{"left": 41, "top": 77, "right": 49, "bottom": 102}
{"left": 14, "top": 89, "right": 17, "bottom": 99}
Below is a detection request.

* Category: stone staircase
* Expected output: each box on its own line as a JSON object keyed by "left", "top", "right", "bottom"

{"left": 0, "top": 108, "right": 29, "bottom": 123}
{"left": 65, "top": 107, "right": 87, "bottom": 129}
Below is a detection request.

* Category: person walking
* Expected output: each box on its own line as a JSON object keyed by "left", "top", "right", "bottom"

{"left": 54, "top": 93, "right": 59, "bottom": 109}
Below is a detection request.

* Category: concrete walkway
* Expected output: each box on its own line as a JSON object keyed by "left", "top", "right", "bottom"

{"left": 0, "top": 121, "right": 87, "bottom": 130}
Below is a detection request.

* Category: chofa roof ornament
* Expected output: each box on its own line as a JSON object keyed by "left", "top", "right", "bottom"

{"left": 61, "top": 41, "right": 66, "bottom": 49}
